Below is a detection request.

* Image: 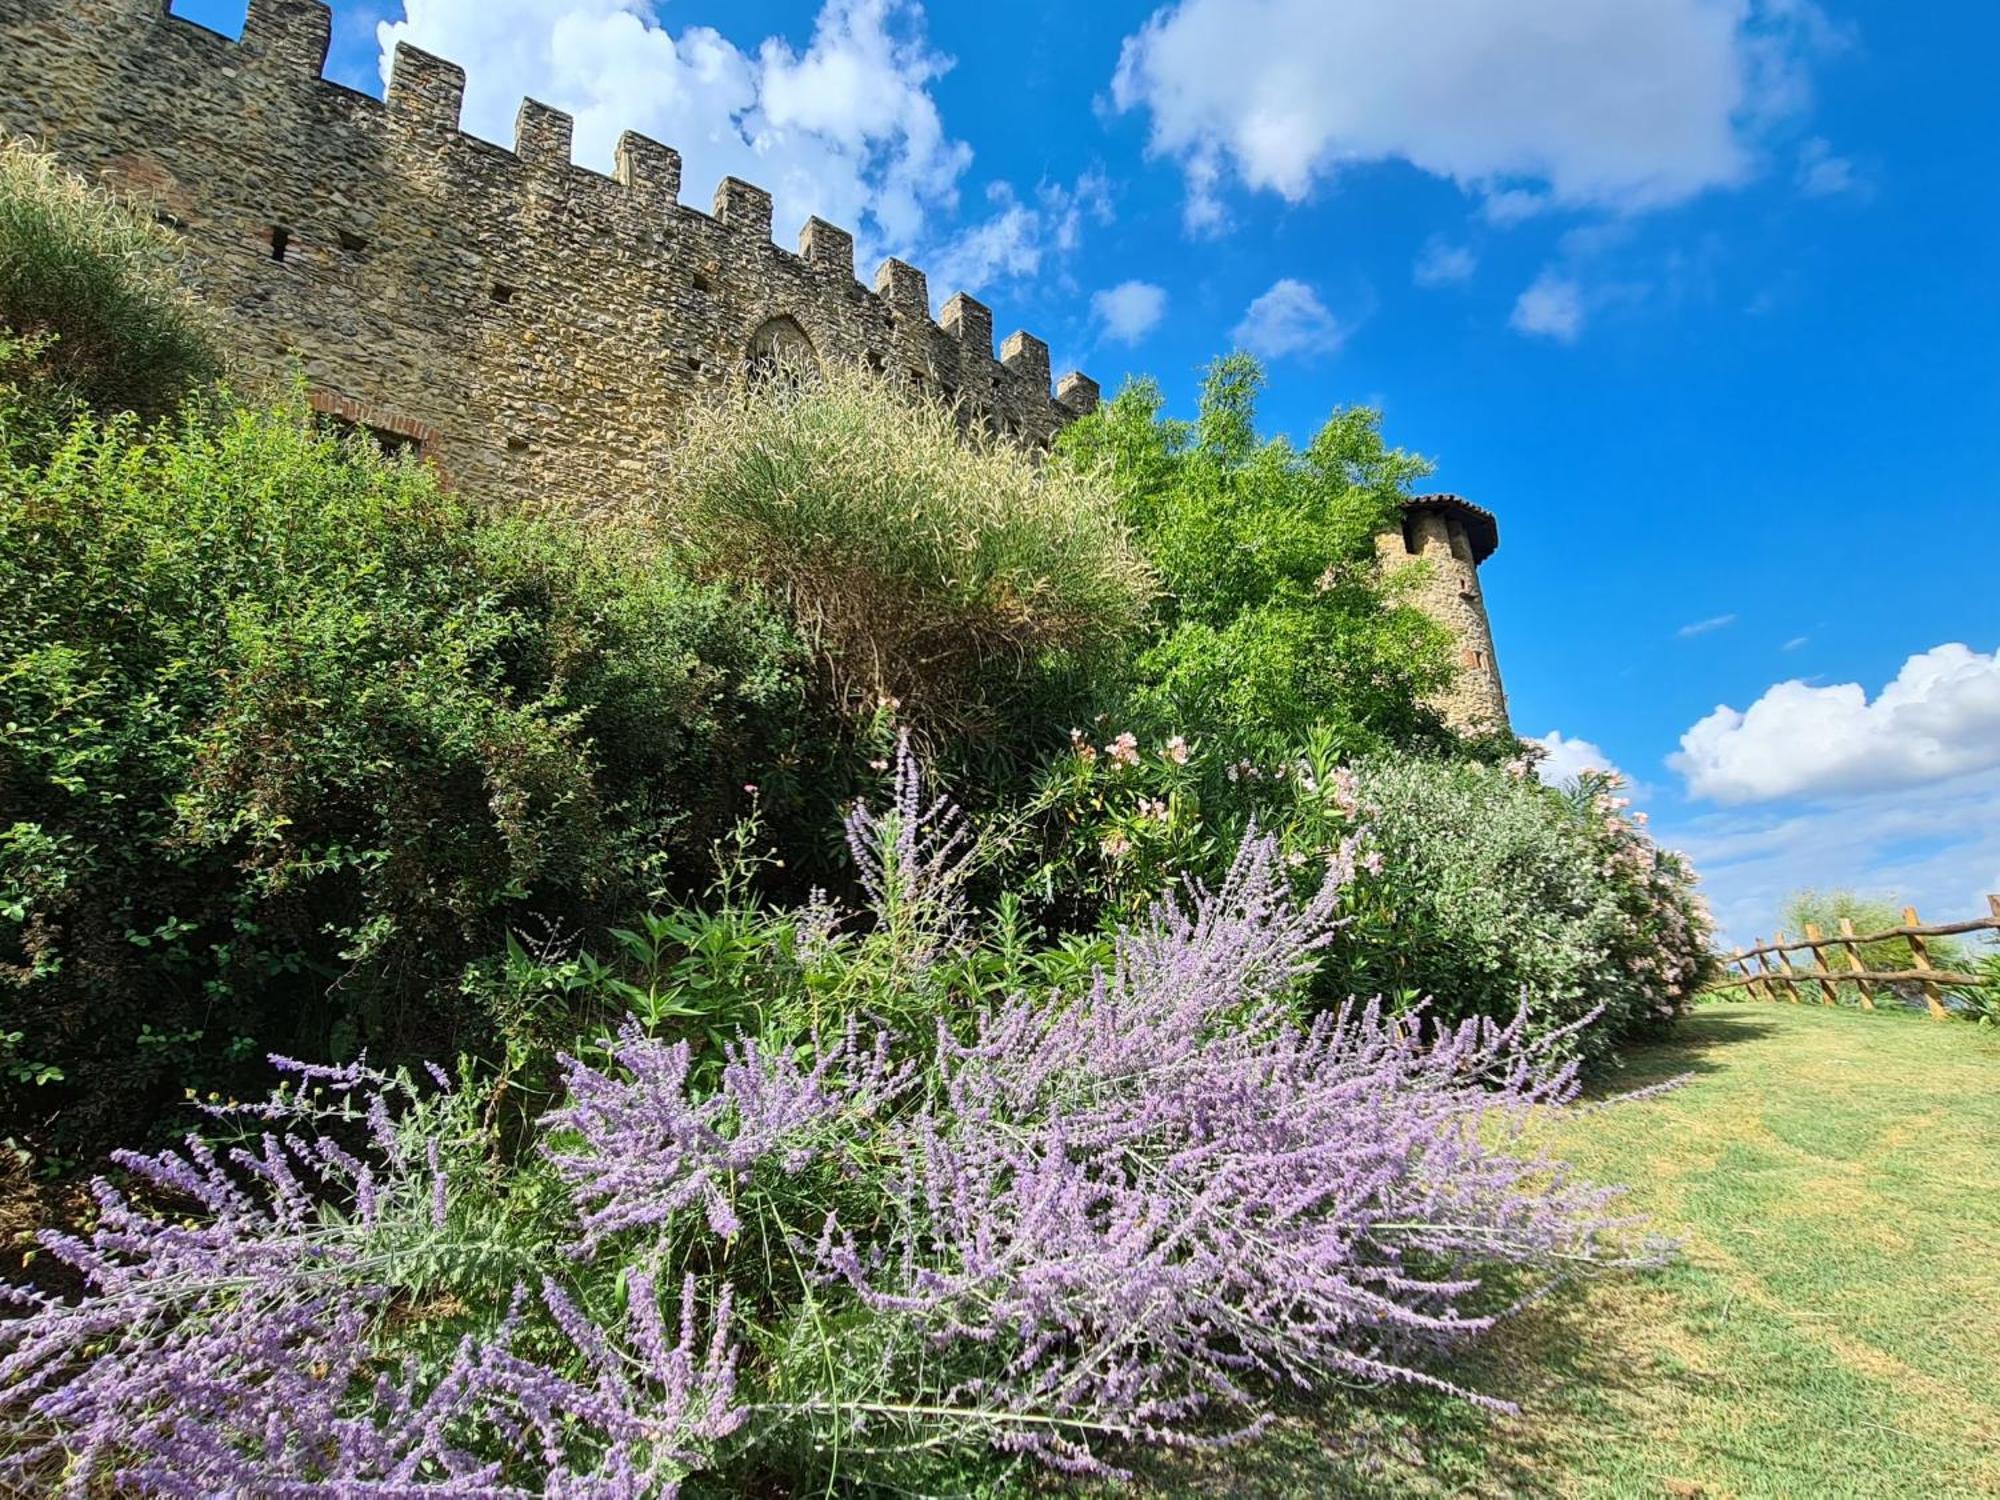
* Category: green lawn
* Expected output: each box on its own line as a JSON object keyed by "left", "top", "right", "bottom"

{"left": 1143, "top": 1004, "right": 2000, "bottom": 1498}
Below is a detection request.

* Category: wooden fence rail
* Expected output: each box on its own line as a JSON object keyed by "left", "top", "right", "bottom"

{"left": 1708, "top": 896, "right": 1999, "bottom": 1019}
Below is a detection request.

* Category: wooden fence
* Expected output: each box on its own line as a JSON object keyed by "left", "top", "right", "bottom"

{"left": 1709, "top": 896, "right": 1999, "bottom": 1019}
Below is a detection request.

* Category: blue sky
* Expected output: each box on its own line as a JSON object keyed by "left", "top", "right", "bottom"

{"left": 175, "top": 0, "right": 2000, "bottom": 942}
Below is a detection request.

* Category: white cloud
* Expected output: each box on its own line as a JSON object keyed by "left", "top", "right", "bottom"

{"left": 1231, "top": 278, "right": 1347, "bottom": 361}
{"left": 1412, "top": 237, "right": 1476, "bottom": 288}
{"left": 1795, "top": 135, "right": 1861, "bottom": 197}
{"left": 1677, "top": 613, "right": 1740, "bottom": 638}
{"left": 1480, "top": 188, "right": 1550, "bottom": 227}
{"left": 378, "top": 0, "right": 978, "bottom": 268}
{"left": 1510, "top": 271, "right": 1585, "bottom": 341}
{"left": 1090, "top": 280, "right": 1168, "bottom": 345}
{"left": 1529, "top": 730, "right": 1623, "bottom": 788}
{"left": 1111, "top": 0, "right": 1837, "bottom": 228}
{"left": 1782, "top": 634, "right": 1809, "bottom": 651}
{"left": 1661, "top": 765, "right": 2000, "bottom": 947}
{"left": 1671, "top": 642, "right": 2000, "bottom": 805}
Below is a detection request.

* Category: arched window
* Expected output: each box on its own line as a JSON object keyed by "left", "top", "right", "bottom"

{"left": 746, "top": 316, "right": 817, "bottom": 384}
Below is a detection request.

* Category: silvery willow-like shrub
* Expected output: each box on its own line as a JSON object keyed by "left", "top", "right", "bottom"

{"left": 1006, "top": 726, "right": 1712, "bottom": 1063}
{"left": 0, "top": 139, "right": 221, "bottom": 425}
{"left": 0, "top": 743, "right": 1660, "bottom": 1492}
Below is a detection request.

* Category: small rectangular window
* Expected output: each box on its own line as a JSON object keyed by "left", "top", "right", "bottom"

{"left": 270, "top": 225, "right": 291, "bottom": 261}
{"left": 337, "top": 228, "right": 368, "bottom": 254}
{"left": 491, "top": 283, "right": 515, "bottom": 305}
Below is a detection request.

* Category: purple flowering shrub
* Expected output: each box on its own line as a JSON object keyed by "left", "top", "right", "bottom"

{"left": 1, "top": 738, "right": 1662, "bottom": 1492}
{"left": 0, "top": 1057, "right": 742, "bottom": 1495}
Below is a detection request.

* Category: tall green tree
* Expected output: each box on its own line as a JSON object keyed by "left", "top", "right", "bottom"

{"left": 1054, "top": 354, "right": 1457, "bottom": 756}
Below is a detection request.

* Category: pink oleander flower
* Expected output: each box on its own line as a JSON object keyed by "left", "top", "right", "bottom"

{"left": 1100, "top": 831, "right": 1133, "bottom": 858}
{"left": 1162, "top": 734, "right": 1189, "bottom": 765}
{"left": 1105, "top": 732, "right": 1140, "bottom": 768}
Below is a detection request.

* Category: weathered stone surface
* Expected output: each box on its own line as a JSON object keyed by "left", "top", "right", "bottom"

{"left": 0, "top": 0, "right": 1512, "bottom": 729}
{"left": 1377, "top": 495, "right": 1512, "bottom": 734}
{"left": 0, "top": 0, "right": 1090, "bottom": 514}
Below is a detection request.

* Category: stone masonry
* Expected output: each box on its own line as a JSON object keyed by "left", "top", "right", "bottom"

{"left": 0, "top": 0, "right": 1100, "bottom": 513}
{"left": 0, "top": 0, "right": 1508, "bottom": 733}
{"left": 1375, "top": 494, "right": 1510, "bottom": 733}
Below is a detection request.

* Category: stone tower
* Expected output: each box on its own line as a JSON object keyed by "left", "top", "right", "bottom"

{"left": 1376, "top": 494, "right": 1510, "bottom": 734}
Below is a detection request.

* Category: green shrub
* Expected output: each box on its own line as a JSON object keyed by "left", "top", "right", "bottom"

{"left": 0, "top": 392, "right": 828, "bottom": 1155}
{"left": 0, "top": 138, "right": 220, "bottom": 423}
{"left": 1779, "top": 888, "right": 1972, "bottom": 1004}
{"left": 1052, "top": 355, "right": 1457, "bottom": 758}
{"left": 1327, "top": 757, "right": 1713, "bottom": 1060}
{"left": 998, "top": 728, "right": 1710, "bottom": 1063}
{"left": 657, "top": 361, "right": 1154, "bottom": 742}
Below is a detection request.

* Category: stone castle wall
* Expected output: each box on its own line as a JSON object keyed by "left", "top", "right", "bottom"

{"left": 0, "top": 0, "right": 1099, "bottom": 516}
{"left": 1376, "top": 497, "right": 1511, "bottom": 733}
{"left": 1, "top": 0, "right": 1510, "bottom": 734}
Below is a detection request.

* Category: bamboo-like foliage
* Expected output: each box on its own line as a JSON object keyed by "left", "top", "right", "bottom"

{"left": 658, "top": 359, "right": 1156, "bottom": 732}
{"left": 0, "top": 138, "right": 220, "bottom": 420}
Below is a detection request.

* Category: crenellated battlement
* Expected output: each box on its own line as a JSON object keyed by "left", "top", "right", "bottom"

{"left": 0, "top": 0, "right": 1095, "bottom": 513}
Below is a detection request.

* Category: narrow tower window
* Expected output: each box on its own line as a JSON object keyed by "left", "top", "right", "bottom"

{"left": 269, "top": 225, "right": 290, "bottom": 261}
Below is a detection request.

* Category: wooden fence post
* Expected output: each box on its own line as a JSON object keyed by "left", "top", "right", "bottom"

{"left": 1802, "top": 923, "right": 1840, "bottom": 1006}
{"left": 1746, "top": 941, "right": 1771, "bottom": 1001}
{"left": 1903, "top": 905, "right": 1948, "bottom": 1020}
{"left": 1771, "top": 929, "right": 1804, "bottom": 1003}
{"left": 1754, "top": 942, "right": 1783, "bottom": 1003}
{"left": 1838, "top": 917, "right": 1875, "bottom": 1010}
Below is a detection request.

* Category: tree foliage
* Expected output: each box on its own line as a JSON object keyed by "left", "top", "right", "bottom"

{"left": 1054, "top": 355, "right": 1458, "bottom": 757}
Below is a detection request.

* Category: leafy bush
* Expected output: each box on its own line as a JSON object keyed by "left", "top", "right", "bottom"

{"left": 1779, "top": 888, "right": 1972, "bottom": 999}
{"left": 1052, "top": 355, "right": 1457, "bottom": 758}
{"left": 657, "top": 360, "right": 1154, "bottom": 742}
{"left": 0, "top": 748, "right": 1655, "bottom": 1493}
{"left": 0, "top": 138, "right": 220, "bottom": 423}
{"left": 0, "top": 393, "right": 828, "bottom": 1155}
{"left": 999, "top": 729, "right": 1710, "bottom": 1063}
{"left": 1326, "top": 757, "right": 1714, "bottom": 1060}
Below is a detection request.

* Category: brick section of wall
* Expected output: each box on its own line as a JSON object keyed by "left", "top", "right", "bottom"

{"left": 1376, "top": 498, "right": 1512, "bottom": 734}
{"left": 0, "top": 0, "right": 1091, "bottom": 515}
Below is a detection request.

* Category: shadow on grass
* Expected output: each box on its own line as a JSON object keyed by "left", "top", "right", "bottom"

{"left": 1574, "top": 1008, "right": 1781, "bottom": 1101}
{"left": 1115, "top": 1269, "right": 1706, "bottom": 1499}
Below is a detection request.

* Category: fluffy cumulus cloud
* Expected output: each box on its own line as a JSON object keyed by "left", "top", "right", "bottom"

{"left": 377, "top": 0, "right": 1041, "bottom": 277}
{"left": 1090, "top": 280, "right": 1168, "bottom": 345}
{"left": 1111, "top": 0, "right": 1836, "bottom": 231}
{"left": 1671, "top": 643, "right": 2000, "bottom": 805}
{"left": 1663, "top": 766, "right": 2000, "bottom": 946}
{"left": 1529, "top": 731, "right": 1623, "bottom": 788}
{"left": 1231, "top": 278, "right": 1346, "bottom": 361}
{"left": 926, "top": 173, "right": 1112, "bottom": 298}
{"left": 1510, "top": 272, "right": 1586, "bottom": 341}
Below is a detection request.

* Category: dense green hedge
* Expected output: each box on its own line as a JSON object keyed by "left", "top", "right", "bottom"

{"left": 0, "top": 398, "right": 831, "bottom": 1153}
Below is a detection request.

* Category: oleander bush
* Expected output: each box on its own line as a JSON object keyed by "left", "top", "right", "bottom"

{"left": 0, "top": 392, "right": 834, "bottom": 1156}
{"left": 657, "top": 359, "right": 1155, "bottom": 748}
{"left": 0, "top": 138, "right": 221, "bottom": 427}
{"left": 0, "top": 744, "right": 1658, "bottom": 1495}
{"left": 999, "top": 728, "right": 1711, "bottom": 1063}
